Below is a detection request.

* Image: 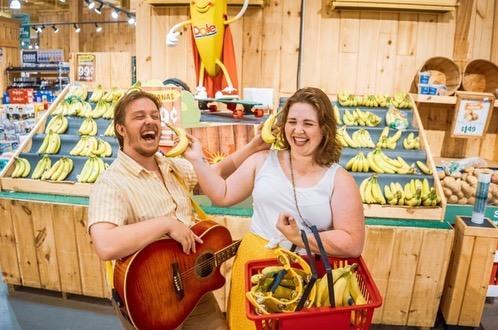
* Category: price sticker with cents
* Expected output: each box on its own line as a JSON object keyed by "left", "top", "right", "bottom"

{"left": 76, "top": 54, "right": 96, "bottom": 82}
{"left": 451, "top": 92, "right": 495, "bottom": 139}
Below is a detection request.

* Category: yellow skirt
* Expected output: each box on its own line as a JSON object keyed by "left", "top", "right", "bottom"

{"left": 227, "top": 232, "right": 279, "bottom": 330}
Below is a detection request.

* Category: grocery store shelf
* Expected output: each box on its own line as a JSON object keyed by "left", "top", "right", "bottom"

{"left": 411, "top": 93, "right": 498, "bottom": 107}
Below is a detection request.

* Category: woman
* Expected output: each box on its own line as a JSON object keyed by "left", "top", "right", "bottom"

{"left": 184, "top": 87, "right": 364, "bottom": 329}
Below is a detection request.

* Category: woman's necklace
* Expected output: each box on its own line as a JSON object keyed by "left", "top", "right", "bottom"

{"left": 288, "top": 151, "right": 312, "bottom": 228}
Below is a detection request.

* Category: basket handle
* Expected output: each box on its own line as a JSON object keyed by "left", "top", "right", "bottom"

{"left": 309, "top": 225, "right": 336, "bottom": 307}
{"left": 295, "top": 229, "right": 318, "bottom": 311}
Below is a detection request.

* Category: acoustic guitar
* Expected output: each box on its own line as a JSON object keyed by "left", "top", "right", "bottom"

{"left": 113, "top": 220, "right": 241, "bottom": 330}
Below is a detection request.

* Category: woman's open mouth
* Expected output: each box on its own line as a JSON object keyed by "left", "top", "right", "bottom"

{"left": 292, "top": 136, "right": 309, "bottom": 146}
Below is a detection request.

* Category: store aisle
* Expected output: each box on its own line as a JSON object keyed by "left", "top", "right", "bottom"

{"left": 0, "top": 278, "right": 21, "bottom": 330}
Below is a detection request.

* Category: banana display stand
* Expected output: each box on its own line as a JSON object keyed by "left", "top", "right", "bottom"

{"left": 333, "top": 93, "right": 445, "bottom": 220}
{"left": 0, "top": 85, "right": 120, "bottom": 197}
{"left": 440, "top": 216, "right": 498, "bottom": 327}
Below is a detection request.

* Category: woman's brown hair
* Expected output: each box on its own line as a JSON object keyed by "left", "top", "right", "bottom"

{"left": 113, "top": 90, "right": 162, "bottom": 149}
{"left": 274, "top": 87, "right": 341, "bottom": 166}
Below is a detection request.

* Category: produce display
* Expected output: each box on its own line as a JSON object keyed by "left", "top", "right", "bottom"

{"left": 6, "top": 85, "right": 121, "bottom": 184}
{"left": 335, "top": 92, "right": 442, "bottom": 210}
{"left": 440, "top": 167, "right": 498, "bottom": 206}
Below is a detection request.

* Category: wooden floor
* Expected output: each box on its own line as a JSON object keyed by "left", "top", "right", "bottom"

{"left": 2, "top": 284, "right": 498, "bottom": 330}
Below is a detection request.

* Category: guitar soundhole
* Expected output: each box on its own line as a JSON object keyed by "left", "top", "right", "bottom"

{"left": 195, "top": 253, "right": 214, "bottom": 278}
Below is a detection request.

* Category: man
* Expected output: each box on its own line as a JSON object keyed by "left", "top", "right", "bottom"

{"left": 88, "top": 90, "right": 265, "bottom": 329}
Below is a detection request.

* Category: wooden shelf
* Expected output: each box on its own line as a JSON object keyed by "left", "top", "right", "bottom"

{"left": 411, "top": 93, "right": 498, "bottom": 107}
{"left": 145, "top": 0, "right": 264, "bottom": 6}
{"left": 329, "top": 0, "right": 457, "bottom": 12}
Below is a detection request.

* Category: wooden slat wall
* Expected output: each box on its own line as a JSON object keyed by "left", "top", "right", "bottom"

{"left": 0, "top": 17, "right": 20, "bottom": 95}
{"left": 37, "top": 6, "right": 135, "bottom": 61}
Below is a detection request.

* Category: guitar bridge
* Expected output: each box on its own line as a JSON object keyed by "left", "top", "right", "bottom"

{"left": 172, "top": 263, "right": 184, "bottom": 299}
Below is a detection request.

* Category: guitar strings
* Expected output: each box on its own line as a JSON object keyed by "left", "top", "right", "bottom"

{"left": 178, "top": 247, "right": 235, "bottom": 279}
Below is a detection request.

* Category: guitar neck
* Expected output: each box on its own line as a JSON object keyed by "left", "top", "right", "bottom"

{"left": 215, "top": 240, "right": 241, "bottom": 266}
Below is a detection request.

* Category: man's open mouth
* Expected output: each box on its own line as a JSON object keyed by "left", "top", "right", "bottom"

{"left": 141, "top": 130, "right": 157, "bottom": 141}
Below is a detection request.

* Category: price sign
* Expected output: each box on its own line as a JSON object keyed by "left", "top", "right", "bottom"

{"left": 451, "top": 92, "right": 495, "bottom": 138}
{"left": 76, "top": 54, "right": 96, "bottom": 82}
{"left": 141, "top": 83, "right": 182, "bottom": 148}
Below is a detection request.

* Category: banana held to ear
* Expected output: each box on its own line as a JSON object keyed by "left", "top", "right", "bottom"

{"left": 261, "top": 111, "right": 279, "bottom": 144}
{"left": 165, "top": 123, "right": 189, "bottom": 157}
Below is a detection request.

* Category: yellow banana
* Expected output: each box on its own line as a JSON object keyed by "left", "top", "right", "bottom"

{"left": 261, "top": 111, "right": 279, "bottom": 144}
{"left": 370, "top": 176, "right": 386, "bottom": 204}
{"left": 166, "top": 123, "right": 189, "bottom": 157}
{"left": 416, "top": 160, "right": 433, "bottom": 175}
{"left": 366, "top": 151, "right": 385, "bottom": 174}
{"left": 31, "top": 156, "right": 51, "bottom": 179}
{"left": 341, "top": 127, "right": 358, "bottom": 148}
{"left": 104, "top": 121, "right": 116, "bottom": 137}
{"left": 333, "top": 105, "right": 342, "bottom": 125}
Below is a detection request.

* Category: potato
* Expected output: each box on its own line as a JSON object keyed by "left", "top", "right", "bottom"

{"left": 492, "top": 198, "right": 498, "bottom": 206}
{"left": 463, "top": 166, "right": 475, "bottom": 173}
{"left": 458, "top": 197, "right": 468, "bottom": 204}
{"left": 453, "top": 172, "right": 462, "bottom": 179}
{"left": 457, "top": 191, "right": 464, "bottom": 199}
{"left": 466, "top": 175, "right": 477, "bottom": 186}
{"left": 448, "top": 195, "right": 458, "bottom": 204}
{"left": 467, "top": 197, "right": 475, "bottom": 205}
{"left": 492, "top": 172, "right": 498, "bottom": 185}
{"left": 443, "top": 188, "right": 453, "bottom": 197}
{"left": 462, "top": 173, "right": 468, "bottom": 181}
{"left": 461, "top": 181, "right": 474, "bottom": 198}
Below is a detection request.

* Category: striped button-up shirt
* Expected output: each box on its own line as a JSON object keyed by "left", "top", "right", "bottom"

{"left": 87, "top": 150, "right": 197, "bottom": 231}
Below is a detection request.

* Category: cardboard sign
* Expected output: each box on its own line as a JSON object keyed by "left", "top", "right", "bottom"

{"left": 141, "top": 85, "right": 182, "bottom": 147}
{"left": 451, "top": 92, "right": 495, "bottom": 138}
{"left": 76, "top": 54, "right": 96, "bottom": 82}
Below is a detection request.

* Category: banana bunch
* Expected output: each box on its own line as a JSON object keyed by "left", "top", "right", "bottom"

{"left": 343, "top": 109, "right": 381, "bottom": 127}
{"left": 336, "top": 126, "right": 357, "bottom": 148}
{"left": 360, "top": 175, "right": 386, "bottom": 204}
{"left": 376, "top": 127, "right": 402, "bottom": 149}
{"left": 165, "top": 123, "right": 189, "bottom": 157}
{"left": 333, "top": 105, "right": 343, "bottom": 125}
{"left": 403, "top": 132, "right": 420, "bottom": 150}
{"left": 75, "top": 101, "right": 93, "bottom": 117}
{"left": 344, "top": 152, "right": 369, "bottom": 172}
{"left": 385, "top": 107, "right": 409, "bottom": 129}
{"left": 91, "top": 100, "right": 110, "bottom": 119}
{"left": 45, "top": 115, "right": 68, "bottom": 134}
{"left": 337, "top": 91, "right": 353, "bottom": 106}
{"left": 367, "top": 148, "right": 415, "bottom": 174}
{"left": 416, "top": 160, "right": 433, "bottom": 175}
{"left": 89, "top": 85, "right": 105, "bottom": 103}
{"left": 351, "top": 129, "right": 376, "bottom": 148}
{"left": 78, "top": 156, "right": 108, "bottom": 183}
{"left": 261, "top": 111, "right": 286, "bottom": 150}
{"left": 104, "top": 121, "right": 116, "bottom": 137}
{"left": 70, "top": 136, "right": 113, "bottom": 157}
{"left": 52, "top": 100, "right": 76, "bottom": 116}
{"left": 384, "top": 179, "right": 440, "bottom": 207}
{"left": 31, "top": 156, "right": 51, "bottom": 179}
{"left": 41, "top": 157, "right": 73, "bottom": 181}
{"left": 314, "top": 263, "right": 366, "bottom": 309}
{"left": 102, "top": 87, "right": 123, "bottom": 103}
{"left": 10, "top": 158, "right": 31, "bottom": 178}
{"left": 384, "top": 182, "right": 406, "bottom": 206}
{"left": 67, "top": 85, "right": 88, "bottom": 101}
{"left": 126, "top": 81, "right": 142, "bottom": 94}
{"left": 38, "top": 131, "right": 61, "bottom": 154}
{"left": 102, "top": 102, "right": 116, "bottom": 119}
{"left": 391, "top": 92, "right": 412, "bottom": 109}
{"left": 79, "top": 117, "right": 98, "bottom": 136}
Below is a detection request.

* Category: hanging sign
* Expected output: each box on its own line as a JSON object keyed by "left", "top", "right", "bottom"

{"left": 141, "top": 83, "right": 182, "bottom": 148}
{"left": 76, "top": 54, "right": 96, "bottom": 82}
{"left": 451, "top": 92, "right": 495, "bottom": 138}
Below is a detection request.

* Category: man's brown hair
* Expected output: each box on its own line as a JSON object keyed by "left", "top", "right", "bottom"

{"left": 113, "top": 90, "right": 162, "bottom": 149}
{"left": 273, "top": 87, "right": 341, "bottom": 166}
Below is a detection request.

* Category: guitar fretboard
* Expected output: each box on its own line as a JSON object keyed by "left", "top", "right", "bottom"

{"left": 215, "top": 240, "right": 241, "bottom": 266}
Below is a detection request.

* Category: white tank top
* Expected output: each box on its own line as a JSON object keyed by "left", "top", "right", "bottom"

{"left": 250, "top": 150, "right": 340, "bottom": 249}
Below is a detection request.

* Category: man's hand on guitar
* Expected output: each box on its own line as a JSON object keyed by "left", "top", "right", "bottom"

{"left": 166, "top": 218, "right": 203, "bottom": 254}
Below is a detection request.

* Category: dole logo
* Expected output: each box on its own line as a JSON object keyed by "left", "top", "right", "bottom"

{"left": 193, "top": 24, "right": 217, "bottom": 39}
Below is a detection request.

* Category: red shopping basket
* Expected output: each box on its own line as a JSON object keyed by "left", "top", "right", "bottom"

{"left": 245, "top": 256, "right": 382, "bottom": 330}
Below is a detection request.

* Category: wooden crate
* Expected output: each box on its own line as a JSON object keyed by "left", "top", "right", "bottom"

{"left": 441, "top": 216, "right": 498, "bottom": 327}
{"left": 0, "top": 199, "right": 107, "bottom": 298}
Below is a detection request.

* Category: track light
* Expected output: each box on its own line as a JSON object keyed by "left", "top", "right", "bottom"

{"left": 95, "top": 1, "right": 104, "bottom": 14}
{"left": 127, "top": 14, "right": 135, "bottom": 25}
{"left": 95, "top": 23, "right": 103, "bottom": 32}
{"left": 52, "top": 25, "right": 59, "bottom": 33}
{"left": 74, "top": 24, "right": 81, "bottom": 33}
{"left": 86, "top": 0, "right": 96, "bottom": 10}
{"left": 111, "top": 9, "right": 119, "bottom": 19}
{"left": 35, "top": 43, "right": 39, "bottom": 50}
{"left": 36, "top": 25, "right": 45, "bottom": 33}
{"left": 9, "top": 0, "right": 21, "bottom": 9}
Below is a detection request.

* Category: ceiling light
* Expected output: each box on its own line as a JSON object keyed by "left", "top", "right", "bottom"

{"left": 10, "top": 0, "right": 21, "bottom": 9}
{"left": 95, "top": 23, "right": 102, "bottom": 33}
{"left": 95, "top": 2, "right": 104, "bottom": 14}
{"left": 87, "top": 0, "right": 96, "bottom": 10}
{"left": 74, "top": 24, "right": 81, "bottom": 33}
{"left": 111, "top": 9, "right": 119, "bottom": 19}
{"left": 52, "top": 25, "right": 59, "bottom": 33}
{"left": 35, "top": 43, "right": 39, "bottom": 50}
{"left": 127, "top": 14, "right": 135, "bottom": 25}
{"left": 36, "top": 25, "right": 45, "bottom": 33}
